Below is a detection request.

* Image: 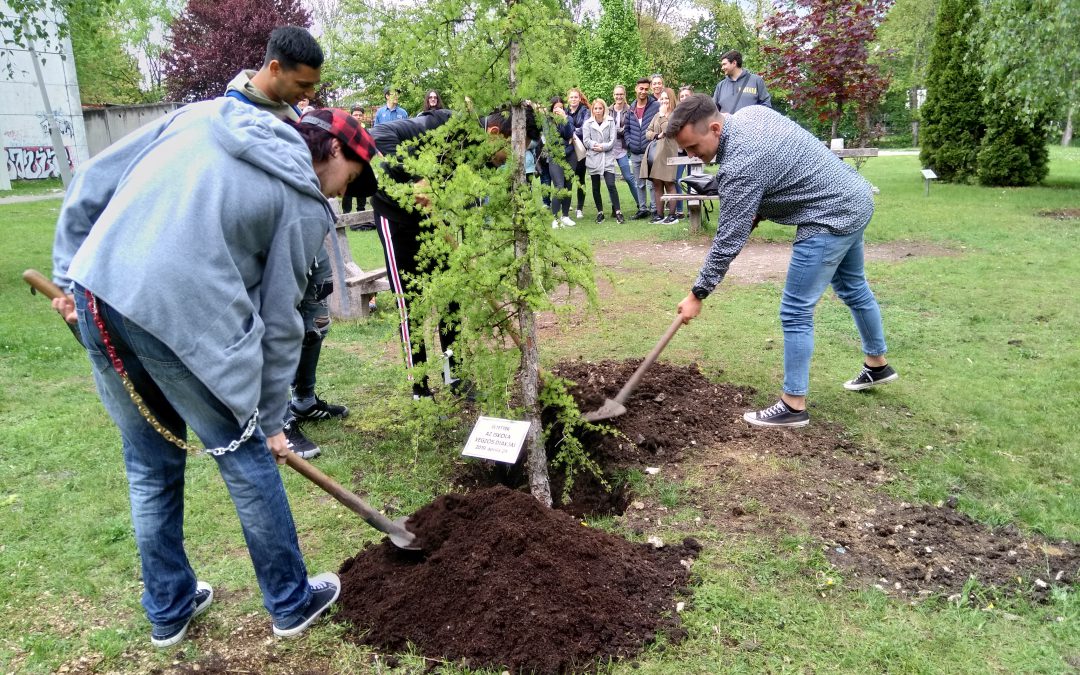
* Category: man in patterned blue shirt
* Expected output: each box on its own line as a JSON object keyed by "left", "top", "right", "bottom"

{"left": 669, "top": 94, "right": 897, "bottom": 428}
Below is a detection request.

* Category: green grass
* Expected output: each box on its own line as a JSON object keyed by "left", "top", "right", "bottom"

{"left": 1, "top": 149, "right": 1078, "bottom": 673}
{"left": 1, "top": 178, "right": 65, "bottom": 198}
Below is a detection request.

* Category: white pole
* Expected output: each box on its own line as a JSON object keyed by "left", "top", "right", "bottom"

{"left": 27, "top": 41, "right": 73, "bottom": 187}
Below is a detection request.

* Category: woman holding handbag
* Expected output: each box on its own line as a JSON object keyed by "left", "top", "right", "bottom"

{"left": 641, "top": 87, "right": 680, "bottom": 224}
{"left": 583, "top": 98, "right": 623, "bottom": 223}
{"left": 566, "top": 87, "right": 590, "bottom": 220}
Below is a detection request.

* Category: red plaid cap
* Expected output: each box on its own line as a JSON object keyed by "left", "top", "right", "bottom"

{"left": 300, "top": 108, "right": 380, "bottom": 197}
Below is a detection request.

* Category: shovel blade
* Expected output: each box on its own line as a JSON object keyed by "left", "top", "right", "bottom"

{"left": 387, "top": 516, "right": 422, "bottom": 551}
{"left": 582, "top": 398, "right": 627, "bottom": 423}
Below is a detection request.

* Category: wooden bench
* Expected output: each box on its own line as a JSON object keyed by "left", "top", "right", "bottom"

{"left": 661, "top": 156, "right": 714, "bottom": 235}
{"left": 324, "top": 207, "right": 390, "bottom": 319}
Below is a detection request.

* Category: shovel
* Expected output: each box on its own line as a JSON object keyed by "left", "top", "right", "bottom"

{"left": 22, "top": 269, "right": 420, "bottom": 550}
{"left": 583, "top": 313, "right": 685, "bottom": 423}
{"left": 284, "top": 453, "right": 421, "bottom": 551}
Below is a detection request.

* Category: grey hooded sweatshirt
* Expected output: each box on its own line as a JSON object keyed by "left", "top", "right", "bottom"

{"left": 53, "top": 97, "right": 334, "bottom": 436}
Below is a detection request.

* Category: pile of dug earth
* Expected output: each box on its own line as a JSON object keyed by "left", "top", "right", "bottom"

{"left": 335, "top": 486, "right": 700, "bottom": 673}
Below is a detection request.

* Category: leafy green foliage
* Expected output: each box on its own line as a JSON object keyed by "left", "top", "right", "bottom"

{"left": 68, "top": 6, "right": 144, "bottom": 104}
{"left": 330, "top": 0, "right": 575, "bottom": 114}
{"left": 978, "top": 0, "right": 1078, "bottom": 123}
{"left": 573, "top": 0, "right": 646, "bottom": 100}
{"left": 538, "top": 375, "right": 607, "bottom": 502}
{"left": 976, "top": 74, "right": 1051, "bottom": 186}
{"left": 918, "top": 0, "right": 984, "bottom": 181}
{"left": 384, "top": 112, "right": 598, "bottom": 400}
{"left": 673, "top": 0, "right": 757, "bottom": 93}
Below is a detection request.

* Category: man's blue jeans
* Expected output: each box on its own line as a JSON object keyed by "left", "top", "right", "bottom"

{"left": 614, "top": 154, "right": 641, "bottom": 209}
{"left": 74, "top": 290, "right": 312, "bottom": 635}
{"left": 780, "top": 225, "right": 887, "bottom": 396}
{"left": 628, "top": 152, "right": 653, "bottom": 212}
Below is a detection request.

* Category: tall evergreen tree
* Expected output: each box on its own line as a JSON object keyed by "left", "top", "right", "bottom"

{"left": 976, "top": 73, "right": 1050, "bottom": 186}
{"left": 919, "top": 0, "right": 983, "bottom": 182}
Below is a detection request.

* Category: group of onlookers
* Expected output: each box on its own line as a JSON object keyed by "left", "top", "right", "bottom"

{"left": 533, "top": 52, "right": 772, "bottom": 229}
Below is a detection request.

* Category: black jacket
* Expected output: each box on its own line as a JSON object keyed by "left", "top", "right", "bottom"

{"left": 367, "top": 109, "right": 454, "bottom": 223}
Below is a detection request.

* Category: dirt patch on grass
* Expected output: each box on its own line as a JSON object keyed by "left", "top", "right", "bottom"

{"left": 458, "top": 359, "right": 1079, "bottom": 603}
{"left": 595, "top": 239, "right": 957, "bottom": 284}
{"left": 335, "top": 486, "right": 698, "bottom": 673}
{"left": 1037, "top": 208, "right": 1080, "bottom": 220}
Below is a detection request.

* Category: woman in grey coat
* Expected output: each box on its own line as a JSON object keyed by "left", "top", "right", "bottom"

{"left": 582, "top": 98, "right": 624, "bottom": 223}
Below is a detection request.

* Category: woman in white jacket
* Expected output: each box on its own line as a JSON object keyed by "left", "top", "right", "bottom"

{"left": 583, "top": 98, "right": 624, "bottom": 224}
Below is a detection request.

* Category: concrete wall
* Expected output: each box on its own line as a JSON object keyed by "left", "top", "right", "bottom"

{"left": 83, "top": 103, "right": 183, "bottom": 157}
{"left": 1, "top": 2, "right": 89, "bottom": 181}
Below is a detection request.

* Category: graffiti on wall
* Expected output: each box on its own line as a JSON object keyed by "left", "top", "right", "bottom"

{"left": 6, "top": 146, "right": 74, "bottom": 180}
{"left": 36, "top": 112, "right": 75, "bottom": 139}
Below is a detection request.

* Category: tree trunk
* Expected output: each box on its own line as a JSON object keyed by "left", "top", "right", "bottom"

{"left": 1063, "top": 105, "right": 1075, "bottom": 147}
{"left": 830, "top": 99, "right": 843, "bottom": 142}
{"left": 910, "top": 87, "right": 920, "bottom": 147}
{"left": 507, "top": 6, "right": 551, "bottom": 507}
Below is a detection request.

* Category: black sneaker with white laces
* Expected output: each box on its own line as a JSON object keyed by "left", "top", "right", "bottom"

{"left": 614, "top": 211, "right": 625, "bottom": 224}
{"left": 283, "top": 417, "right": 321, "bottom": 459}
{"left": 289, "top": 395, "right": 349, "bottom": 421}
{"left": 743, "top": 400, "right": 810, "bottom": 428}
{"left": 151, "top": 581, "right": 213, "bottom": 648}
{"left": 272, "top": 572, "right": 341, "bottom": 638}
{"left": 843, "top": 363, "right": 898, "bottom": 391}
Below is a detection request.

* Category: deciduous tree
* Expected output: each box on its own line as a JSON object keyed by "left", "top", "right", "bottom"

{"left": 763, "top": 0, "right": 893, "bottom": 141}
{"left": 161, "top": 0, "right": 310, "bottom": 102}
{"left": 978, "top": 0, "right": 1079, "bottom": 146}
{"left": 874, "top": 0, "right": 937, "bottom": 144}
{"left": 674, "top": 0, "right": 756, "bottom": 93}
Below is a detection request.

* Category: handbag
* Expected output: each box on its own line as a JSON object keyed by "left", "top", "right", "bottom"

{"left": 571, "top": 135, "right": 587, "bottom": 162}
{"left": 679, "top": 173, "right": 719, "bottom": 196}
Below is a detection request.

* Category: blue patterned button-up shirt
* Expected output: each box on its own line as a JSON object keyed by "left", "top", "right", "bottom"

{"left": 693, "top": 106, "right": 875, "bottom": 295}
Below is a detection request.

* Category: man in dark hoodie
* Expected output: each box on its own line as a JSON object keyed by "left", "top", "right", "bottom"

{"left": 369, "top": 106, "right": 539, "bottom": 398}
{"left": 226, "top": 26, "right": 346, "bottom": 460}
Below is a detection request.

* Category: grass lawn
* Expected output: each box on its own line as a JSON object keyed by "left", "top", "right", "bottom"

{"left": 0, "top": 149, "right": 1077, "bottom": 673}
{"left": 1, "top": 178, "right": 65, "bottom": 198}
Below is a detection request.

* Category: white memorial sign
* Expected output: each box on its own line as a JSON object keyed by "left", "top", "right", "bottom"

{"left": 462, "top": 416, "right": 532, "bottom": 463}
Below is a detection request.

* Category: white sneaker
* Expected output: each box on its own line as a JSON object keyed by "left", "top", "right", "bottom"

{"left": 560, "top": 216, "right": 576, "bottom": 227}
{"left": 552, "top": 219, "right": 560, "bottom": 229}
{"left": 575, "top": 209, "right": 584, "bottom": 219}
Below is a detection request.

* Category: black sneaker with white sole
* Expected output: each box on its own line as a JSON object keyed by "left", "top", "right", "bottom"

{"left": 283, "top": 417, "right": 321, "bottom": 459}
{"left": 743, "top": 400, "right": 810, "bottom": 428}
{"left": 272, "top": 572, "right": 341, "bottom": 638}
{"left": 843, "top": 363, "right": 898, "bottom": 391}
{"left": 151, "top": 581, "right": 213, "bottom": 648}
{"left": 289, "top": 396, "right": 349, "bottom": 421}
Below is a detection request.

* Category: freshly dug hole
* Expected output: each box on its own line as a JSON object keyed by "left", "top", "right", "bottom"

{"left": 335, "top": 485, "right": 699, "bottom": 673}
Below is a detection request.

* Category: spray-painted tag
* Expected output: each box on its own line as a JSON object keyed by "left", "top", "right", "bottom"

{"left": 462, "top": 416, "right": 531, "bottom": 463}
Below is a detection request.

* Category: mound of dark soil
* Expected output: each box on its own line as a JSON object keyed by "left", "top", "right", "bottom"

{"left": 335, "top": 486, "right": 699, "bottom": 673}
{"left": 552, "top": 360, "right": 755, "bottom": 464}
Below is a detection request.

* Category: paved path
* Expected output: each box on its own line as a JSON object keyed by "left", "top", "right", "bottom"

{"left": 0, "top": 192, "right": 65, "bottom": 205}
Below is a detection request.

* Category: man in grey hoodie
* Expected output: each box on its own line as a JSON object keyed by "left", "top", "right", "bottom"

{"left": 712, "top": 50, "right": 773, "bottom": 114}
{"left": 51, "top": 100, "right": 379, "bottom": 647}
{"left": 226, "top": 26, "right": 345, "bottom": 460}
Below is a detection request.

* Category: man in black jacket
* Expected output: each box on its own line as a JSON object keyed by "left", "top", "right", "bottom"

{"left": 370, "top": 107, "right": 539, "bottom": 398}
{"left": 625, "top": 78, "right": 660, "bottom": 220}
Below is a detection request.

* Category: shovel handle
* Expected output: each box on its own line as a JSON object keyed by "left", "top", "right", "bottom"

{"left": 23, "top": 269, "right": 67, "bottom": 300}
{"left": 613, "top": 313, "right": 684, "bottom": 406}
{"left": 284, "top": 452, "right": 404, "bottom": 535}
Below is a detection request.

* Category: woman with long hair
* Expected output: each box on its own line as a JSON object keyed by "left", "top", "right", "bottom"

{"left": 566, "top": 87, "right": 590, "bottom": 220}
{"left": 421, "top": 90, "right": 445, "bottom": 113}
{"left": 582, "top": 97, "right": 623, "bottom": 223}
{"left": 547, "top": 95, "right": 576, "bottom": 228}
{"left": 641, "top": 87, "right": 680, "bottom": 223}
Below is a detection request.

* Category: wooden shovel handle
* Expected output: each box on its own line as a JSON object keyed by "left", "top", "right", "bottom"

{"left": 613, "top": 314, "right": 684, "bottom": 406}
{"left": 283, "top": 452, "right": 402, "bottom": 534}
{"left": 23, "top": 269, "right": 67, "bottom": 300}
